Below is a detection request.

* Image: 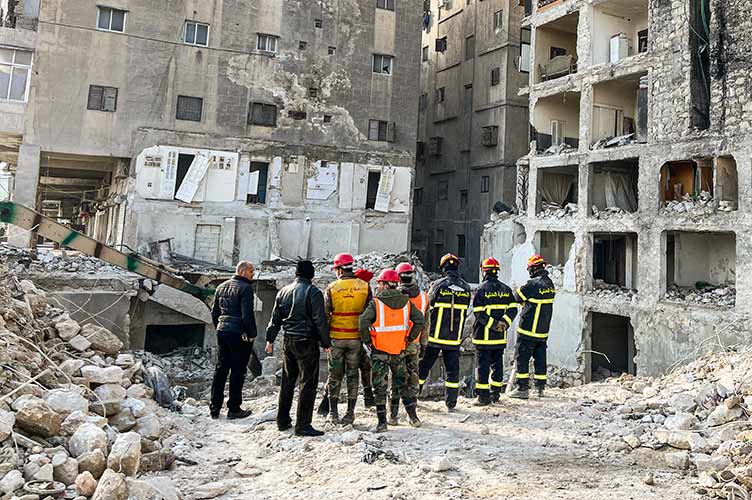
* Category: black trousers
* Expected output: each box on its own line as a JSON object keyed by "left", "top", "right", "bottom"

{"left": 277, "top": 336, "right": 320, "bottom": 431}
{"left": 210, "top": 333, "right": 254, "bottom": 414}
{"left": 476, "top": 348, "right": 505, "bottom": 400}
{"left": 418, "top": 345, "right": 460, "bottom": 408}
{"left": 515, "top": 338, "right": 547, "bottom": 389}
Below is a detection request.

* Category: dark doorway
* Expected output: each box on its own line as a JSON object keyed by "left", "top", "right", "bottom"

{"left": 175, "top": 154, "right": 195, "bottom": 199}
{"left": 591, "top": 313, "right": 635, "bottom": 379}
{"left": 145, "top": 323, "right": 205, "bottom": 355}
{"left": 366, "top": 171, "right": 381, "bottom": 209}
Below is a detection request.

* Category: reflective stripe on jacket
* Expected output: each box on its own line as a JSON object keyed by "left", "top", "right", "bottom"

{"left": 369, "top": 298, "right": 411, "bottom": 355}
{"left": 472, "top": 276, "right": 518, "bottom": 348}
{"left": 328, "top": 277, "right": 370, "bottom": 340}
{"left": 514, "top": 270, "right": 556, "bottom": 341}
{"left": 408, "top": 291, "right": 429, "bottom": 344}
{"left": 427, "top": 271, "right": 472, "bottom": 350}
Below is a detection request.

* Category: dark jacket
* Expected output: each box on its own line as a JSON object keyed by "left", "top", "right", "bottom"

{"left": 426, "top": 270, "right": 472, "bottom": 350}
{"left": 211, "top": 275, "right": 257, "bottom": 338}
{"left": 358, "top": 288, "right": 425, "bottom": 355}
{"left": 266, "top": 277, "right": 331, "bottom": 348}
{"left": 472, "top": 275, "right": 519, "bottom": 350}
{"left": 514, "top": 269, "right": 556, "bottom": 342}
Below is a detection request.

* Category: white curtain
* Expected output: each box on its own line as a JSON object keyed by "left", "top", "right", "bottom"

{"left": 604, "top": 172, "right": 637, "bottom": 212}
{"left": 541, "top": 174, "right": 573, "bottom": 207}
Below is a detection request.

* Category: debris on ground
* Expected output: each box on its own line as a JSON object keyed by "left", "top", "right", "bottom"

{"left": 588, "top": 280, "right": 637, "bottom": 301}
{"left": 661, "top": 192, "right": 715, "bottom": 217}
{"left": 539, "top": 202, "right": 578, "bottom": 219}
{"left": 666, "top": 283, "right": 736, "bottom": 308}
{"left": 592, "top": 206, "right": 631, "bottom": 220}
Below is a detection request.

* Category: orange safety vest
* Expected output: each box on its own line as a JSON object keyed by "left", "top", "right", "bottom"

{"left": 408, "top": 291, "right": 429, "bottom": 344}
{"left": 369, "top": 298, "right": 412, "bottom": 355}
{"left": 328, "top": 278, "right": 370, "bottom": 340}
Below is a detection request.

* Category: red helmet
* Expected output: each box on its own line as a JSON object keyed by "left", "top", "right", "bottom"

{"left": 439, "top": 253, "right": 459, "bottom": 269}
{"left": 354, "top": 268, "right": 374, "bottom": 282}
{"left": 376, "top": 269, "right": 400, "bottom": 284}
{"left": 527, "top": 254, "right": 546, "bottom": 270}
{"left": 395, "top": 262, "right": 415, "bottom": 275}
{"left": 332, "top": 253, "right": 354, "bottom": 269}
{"left": 481, "top": 257, "right": 501, "bottom": 271}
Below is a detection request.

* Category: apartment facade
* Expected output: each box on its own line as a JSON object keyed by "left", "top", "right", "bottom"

{"left": 411, "top": 0, "right": 529, "bottom": 279}
{"left": 483, "top": 0, "right": 752, "bottom": 380}
{"left": 0, "top": 0, "right": 422, "bottom": 266}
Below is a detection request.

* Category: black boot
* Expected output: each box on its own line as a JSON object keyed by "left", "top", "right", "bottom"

{"left": 375, "top": 405, "right": 388, "bottom": 433}
{"left": 537, "top": 386, "right": 545, "bottom": 398}
{"left": 490, "top": 387, "right": 503, "bottom": 403}
{"left": 317, "top": 392, "right": 330, "bottom": 417}
{"left": 227, "top": 409, "right": 253, "bottom": 420}
{"left": 404, "top": 399, "right": 421, "bottom": 428}
{"left": 509, "top": 386, "right": 529, "bottom": 399}
{"left": 295, "top": 425, "right": 324, "bottom": 437}
{"left": 446, "top": 388, "right": 458, "bottom": 412}
{"left": 340, "top": 399, "right": 357, "bottom": 425}
{"left": 328, "top": 397, "right": 340, "bottom": 423}
{"left": 474, "top": 389, "right": 491, "bottom": 407}
{"left": 387, "top": 399, "right": 400, "bottom": 426}
{"left": 363, "top": 386, "right": 376, "bottom": 408}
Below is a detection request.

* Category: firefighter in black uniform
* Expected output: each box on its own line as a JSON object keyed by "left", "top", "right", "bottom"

{"left": 509, "top": 254, "right": 556, "bottom": 399}
{"left": 418, "top": 253, "right": 472, "bottom": 411}
{"left": 472, "top": 257, "right": 519, "bottom": 406}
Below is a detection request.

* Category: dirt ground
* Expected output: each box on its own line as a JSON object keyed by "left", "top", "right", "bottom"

{"left": 158, "top": 386, "right": 703, "bottom": 500}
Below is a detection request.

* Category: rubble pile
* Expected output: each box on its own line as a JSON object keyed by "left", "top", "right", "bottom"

{"left": 591, "top": 206, "right": 630, "bottom": 220}
{"left": 662, "top": 192, "right": 715, "bottom": 216}
{"left": 136, "top": 349, "right": 215, "bottom": 401}
{"left": 589, "top": 280, "right": 637, "bottom": 301}
{"left": 0, "top": 266, "right": 183, "bottom": 499}
{"left": 0, "top": 245, "right": 133, "bottom": 276}
{"left": 539, "top": 202, "right": 578, "bottom": 219}
{"left": 591, "top": 133, "right": 637, "bottom": 150}
{"left": 666, "top": 284, "right": 736, "bottom": 308}
{"left": 541, "top": 143, "right": 577, "bottom": 156}
{"left": 581, "top": 348, "right": 752, "bottom": 499}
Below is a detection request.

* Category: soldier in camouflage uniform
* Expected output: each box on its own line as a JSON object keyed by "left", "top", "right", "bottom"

{"left": 359, "top": 269, "right": 425, "bottom": 432}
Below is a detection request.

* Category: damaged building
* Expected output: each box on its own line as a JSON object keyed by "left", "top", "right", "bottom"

{"left": 0, "top": 0, "right": 421, "bottom": 351}
{"left": 411, "top": 0, "right": 529, "bottom": 278}
{"left": 482, "top": 0, "right": 752, "bottom": 381}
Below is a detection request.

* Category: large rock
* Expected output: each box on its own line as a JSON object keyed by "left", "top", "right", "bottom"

{"left": 91, "top": 469, "right": 127, "bottom": 500}
{"left": 69, "top": 423, "right": 108, "bottom": 458}
{"left": 0, "top": 469, "right": 24, "bottom": 494}
{"left": 126, "top": 477, "right": 182, "bottom": 500}
{"left": 692, "top": 453, "right": 731, "bottom": 473}
{"left": 61, "top": 411, "right": 107, "bottom": 436}
{"left": 75, "top": 471, "right": 98, "bottom": 497}
{"left": 706, "top": 405, "right": 744, "bottom": 427}
{"left": 45, "top": 387, "right": 89, "bottom": 416}
{"left": 0, "top": 409, "right": 14, "bottom": 443}
{"left": 55, "top": 318, "right": 81, "bottom": 340}
{"left": 665, "top": 450, "right": 690, "bottom": 470}
{"left": 126, "top": 384, "right": 153, "bottom": 399}
{"left": 121, "top": 398, "right": 150, "bottom": 419}
{"left": 78, "top": 449, "right": 107, "bottom": 479}
{"left": 140, "top": 448, "right": 176, "bottom": 472}
{"left": 108, "top": 408, "right": 137, "bottom": 432}
{"left": 81, "top": 324, "right": 123, "bottom": 356}
{"left": 665, "top": 413, "right": 696, "bottom": 431}
{"left": 192, "top": 481, "right": 229, "bottom": 499}
{"left": 135, "top": 414, "right": 162, "bottom": 440}
{"left": 68, "top": 334, "right": 92, "bottom": 352}
{"left": 107, "top": 431, "right": 141, "bottom": 476}
{"left": 92, "top": 383, "right": 127, "bottom": 416}
{"left": 15, "top": 398, "right": 62, "bottom": 437}
{"left": 53, "top": 456, "right": 79, "bottom": 486}
{"left": 670, "top": 393, "right": 698, "bottom": 413}
{"left": 82, "top": 365, "right": 125, "bottom": 385}
{"left": 59, "top": 359, "right": 86, "bottom": 377}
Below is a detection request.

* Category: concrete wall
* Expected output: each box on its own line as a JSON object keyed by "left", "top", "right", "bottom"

{"left": 533, "top": 92, "right": 580, "bottom": 140}
{"left": 672, "top": 232, "right": 735, "bottom": 287}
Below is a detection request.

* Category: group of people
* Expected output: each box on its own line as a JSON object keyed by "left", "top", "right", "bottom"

{"left": 208, "top": 252, "right": 556, "bottom": 437}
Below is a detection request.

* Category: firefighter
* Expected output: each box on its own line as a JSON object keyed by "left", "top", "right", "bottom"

{"left": 418, "top": 253, "right": 472, "bottom": 411}
{"left": 359, "top": 269, "right": 425, "bottom": 432}
{"left": 509, "top": 254, "right": 556, "bottom": 399}
{"left": 323, "top": 253, "right": 372, "bottom": 425}
{"left": 472, "top": 258, "right": 518, "bottom": 406}
{"left": 389, "top": 262, "right": 429, "bottom": 425}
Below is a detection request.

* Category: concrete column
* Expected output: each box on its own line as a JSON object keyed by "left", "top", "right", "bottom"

{"left": 8, "top": 144, "right": 41, "bottom": 248}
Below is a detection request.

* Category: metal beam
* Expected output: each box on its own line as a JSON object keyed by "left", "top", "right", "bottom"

{"left": 39, "top": 176, "right": 106, "bottom": 187}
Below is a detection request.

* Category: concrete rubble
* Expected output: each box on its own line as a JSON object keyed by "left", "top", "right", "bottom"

{"left": 666, "top": 284, "right": 736, "bottom": 308}
{"left": 539, "top": 202, "right": 578, "bottom": 219}
{"left": 0, "top": 262, "right": 185, "bottom": 499}
{"left": 589, "top": 280, "right": 637, "bottom": 301}
{"left": 661, "top": 192, "right": 716, "bottom": 217}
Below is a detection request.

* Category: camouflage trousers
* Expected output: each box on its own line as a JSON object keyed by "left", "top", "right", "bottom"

{"left": 327, "top": 339, "right": 361, "bottom": 401}
{"left": 391, "top": 343, "right": 419, "bottom": 402}
{"left": 371, "top": 353, "right": 407, "bottom": 406}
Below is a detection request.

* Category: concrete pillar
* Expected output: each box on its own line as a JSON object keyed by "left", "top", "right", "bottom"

{"left": 8, "top": 143, "right": 41, "bottom": 248}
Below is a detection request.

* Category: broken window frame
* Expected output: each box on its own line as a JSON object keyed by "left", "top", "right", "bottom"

{"left": 493, "top": 10, "right": 503, "bottom": 31}
{"left": 490, "top": 67, "right": 500, "bottom": 86}
{"left": 435, "top": 36, "right": 447, "bottom": 53}
{"left": 176, "top": 95, "right": 203, "bottom": 122}
{"left": 519, "top": 27, "right": 531, "bottom": 73}
{"left": 257, "top": 34, "right": 279, "bottom": 53}
{"left": 97, "top": 6, "right": 126, "bottom": 32}
{"left": 372, "top": 54, "right": 394, "bottom": 75}
{"left": 368, "top": 120, "right": 395, "bottom": 142}
{"left": 0, "top": 48, "right": 32, "bottom": 102}
{"left": 184, "top": 21, "right": 209, "bottom": 47}
{"left": 87, "top": 85, "right": 118, "bottom": 112}
{"left": 365, "top": 171, "right": 382, "bottom": 209}
{"left": 435, "top": 87, "right": 445, "bottom": 103}
{"left": 422, "top": 46, "right": 429, "bottom": 62}
{"left": 248, "top": 102, "right": 277, "bottom": 127}
{"left": 637, "top": 29, "right": 648, "bottom": 54}
{"left": 480, "top": 175, "right": 490, "bottom": 193}
{"left": 377, "top": 0, "right": 395, "bottom": 11}
{"left": 247, "top": 162, "right": 269, "bottom": 205}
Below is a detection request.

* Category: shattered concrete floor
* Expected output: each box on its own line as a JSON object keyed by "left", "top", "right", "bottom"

{"left": 159, "top": 390, "right": 701, "bottom": 500}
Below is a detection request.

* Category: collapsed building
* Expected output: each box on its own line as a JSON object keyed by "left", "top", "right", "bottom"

{"left": 482, "top": 0, "right": 752, "bottom": 382}
{"left": 0, "top": 0, "right": 422, "bottom": 352}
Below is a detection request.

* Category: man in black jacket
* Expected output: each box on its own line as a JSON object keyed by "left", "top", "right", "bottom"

{"left": 210, "top": 261, "right": 257, "bottom": 420}
{"left": 266, "top": 261, "right": 331, "bottom": 437}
